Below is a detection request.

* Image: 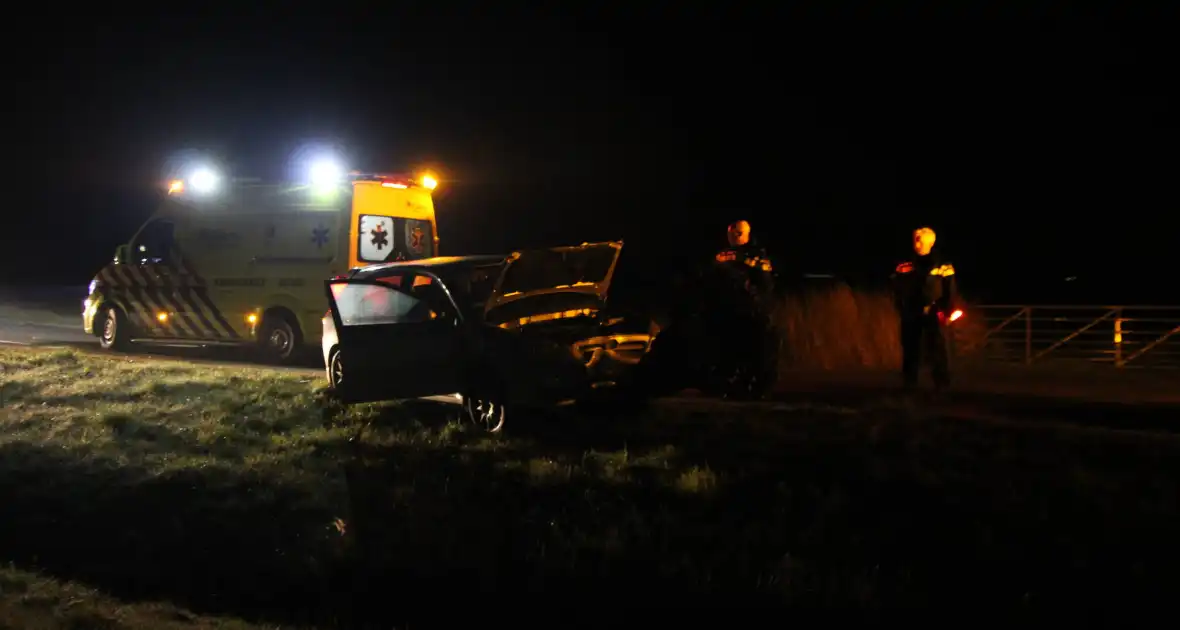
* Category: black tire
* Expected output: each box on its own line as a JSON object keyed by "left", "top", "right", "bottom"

{"left": 99, "top": 305, "right": 130, "bottom": 351}
{"left": 462, "top": 369, "right": 508, "bottom": 432}
{"left": 328, "top": 347, "right": 346, "bottom": 390}
{"left": 325, "top": 347, "right": 356, "bottom": 405}
{"left": 463, "top": 394, "right": 507, "bottom": 433}
{"left": 257, "top": 312, "right": 301, "bottom": 364}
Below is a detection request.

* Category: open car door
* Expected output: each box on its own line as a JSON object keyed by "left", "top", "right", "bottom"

{"left": 482, "top": 241, "right": 624, "bottom": 321}
{"left": 325, "top": 271, "right": 464, "bottom": 404}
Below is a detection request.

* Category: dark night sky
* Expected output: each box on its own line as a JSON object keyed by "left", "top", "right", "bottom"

{"left": 4, "top": 4, "right": 1176, "bottom": 301}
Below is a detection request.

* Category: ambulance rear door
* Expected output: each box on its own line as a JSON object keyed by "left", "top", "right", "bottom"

{"left": 350, "top": 181, "right": 438, "bottom": 267}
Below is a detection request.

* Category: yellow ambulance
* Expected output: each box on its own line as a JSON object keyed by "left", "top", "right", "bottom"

{"left": 82, "top": 169, "right": 441, "bottom": 363}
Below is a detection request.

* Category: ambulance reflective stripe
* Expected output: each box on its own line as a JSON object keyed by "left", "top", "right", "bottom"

{"left": 152, "top": 262, "right": 212, "bottom": 338}
{"left": 94, "top": 257, "right": 240, "bottom": 340}
{"left": 164, "top": 255, "right": 240, "bottom": 339}
{"left": 95, "top": 266, "right": 149, "bottom": 329}
{"left": 168, "top": 248, "right": 241, "bottom": 340}
{"left": 98, "top": 264, "right": 177, "bottom": 336}
{"left": 96, "top": 265, "right": 149, "bottom": 331}
{"left": 121, "top": 262, "right": 201, "bottom": 337}
{"left": 121, "top": 264, "right": 187, "bottom": 337}
{"left": 171, "top": 281, "right": 226, "bottom": 339}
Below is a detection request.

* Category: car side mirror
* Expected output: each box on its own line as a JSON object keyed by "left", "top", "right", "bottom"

{"left": 114, "top": 245, "right": 129, "bottom": 264}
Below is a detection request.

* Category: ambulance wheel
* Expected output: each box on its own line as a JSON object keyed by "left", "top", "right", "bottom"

{"left": 258, "top": 313, "right": 301, "bottom": 364}
{"left": 99, "top": 305, "right": 130, "bottom": 351}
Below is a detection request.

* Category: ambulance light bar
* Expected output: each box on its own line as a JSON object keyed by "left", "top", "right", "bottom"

{"left": 167, "top": 165, "right": 222, "bottom": 196}
{"left": 349, "top": 171, "right": 439, "bottom": 191}
{"left": 164, "top": 162, "right": 439, "bottom": 195}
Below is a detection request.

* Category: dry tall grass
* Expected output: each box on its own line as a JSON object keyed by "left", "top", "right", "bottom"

{"left": 773, "top": 284, "right": 987, "bottom": 371}
{"left": 775, "top": 285, "right": 900, "bottom": 371}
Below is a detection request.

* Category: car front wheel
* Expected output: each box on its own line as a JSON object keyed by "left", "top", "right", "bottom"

{"left": 99, "top": 305, "right": 130, "bottom": 351}
{"left": 463, "top": 395, "right": 506, "bottom": 433}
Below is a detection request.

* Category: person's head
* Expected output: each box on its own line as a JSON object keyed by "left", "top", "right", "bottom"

{"left": 913, "top": 227, "right": 936, "bottom": 256}
{"left": 727, "top": 220, "right": 751, "bottom": 247}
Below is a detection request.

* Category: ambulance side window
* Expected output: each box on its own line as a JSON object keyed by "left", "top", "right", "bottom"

{"left": 131, "top": 220, "right": 175, "bottom": 265}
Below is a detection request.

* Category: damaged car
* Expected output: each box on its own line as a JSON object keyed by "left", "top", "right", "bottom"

{"left": 321, "top": 240, "right": 654, "bottom": 431}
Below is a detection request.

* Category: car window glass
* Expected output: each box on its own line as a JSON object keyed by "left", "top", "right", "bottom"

{"left": 374, "top": 274, "right": 404, "bottom": 288}
{"left": 330, "top": 283, "right": 429, "bottom": 326}
{"left": 405, "top": 274, "right": 454, "bottom": 322}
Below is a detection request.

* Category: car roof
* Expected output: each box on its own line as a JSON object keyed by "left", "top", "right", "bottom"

{"left": 349, "top": 254, "right": 506, "bottom": 278}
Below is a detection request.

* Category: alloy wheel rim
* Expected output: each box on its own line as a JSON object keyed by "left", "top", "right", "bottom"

{"left": 331, "top": 353, "right": 344, "bottom": 386}
{"left": 103, "top": 312, "right": 116, "bottom": 343}
{"left": 268, "top": 328, "right": 292, "bottom": 356}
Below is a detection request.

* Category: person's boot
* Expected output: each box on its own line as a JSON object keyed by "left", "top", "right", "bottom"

{"left": 930, "top": 379, "right": 950, "bottom": 402}
{"left": 722, "top": 368, "right": 750, "bottom": 401}
{"left": 897, "top": 375, "right": 919, "bottom": 405}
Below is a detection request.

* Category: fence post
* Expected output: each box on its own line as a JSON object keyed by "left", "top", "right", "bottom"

{"left": 1114, "top": 308, "right": 1124, "bottom": 368}
{"left": 1024, "top": 307, "right": 1032, "bottom": 365}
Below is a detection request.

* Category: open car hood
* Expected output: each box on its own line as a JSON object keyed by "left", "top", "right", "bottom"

{"left": 482, "top": 240, "right": 623, "bottom": 318}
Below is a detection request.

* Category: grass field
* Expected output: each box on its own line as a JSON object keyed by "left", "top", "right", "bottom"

{"left": 3, "top": 345, "right": 1180, "bottom": 626}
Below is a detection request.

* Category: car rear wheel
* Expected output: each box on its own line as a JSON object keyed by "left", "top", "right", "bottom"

{"left": 99, "top": 305, "right": 130, "bottom": 351}
{"left": 328, "top": 348, "right": 345, "bottom": 389}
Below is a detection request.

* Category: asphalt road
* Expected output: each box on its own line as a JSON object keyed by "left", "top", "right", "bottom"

{"left": 0, "top": 319, "right": 95, "bottom": 348}
{"left": 0, "top": 307, "right": 324, "bottom": 375}
{"left": 0, "top": 286, "right": 94, "bottom": 349}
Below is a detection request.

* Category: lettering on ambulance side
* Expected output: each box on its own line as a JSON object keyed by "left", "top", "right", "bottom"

{"left": 95, "top": 246, "right": 241, "bottom": 340}
{"left": 213, "top": 278, "right": 267, "bottom": 287}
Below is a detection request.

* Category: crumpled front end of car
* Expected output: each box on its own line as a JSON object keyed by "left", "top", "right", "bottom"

{"left": 570, "top": 332, "right": 653, "bottom": 387}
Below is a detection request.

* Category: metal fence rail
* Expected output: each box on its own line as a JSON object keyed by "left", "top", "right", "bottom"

{"left": 953, "top": 305, "right": 1180, "bottom": 369}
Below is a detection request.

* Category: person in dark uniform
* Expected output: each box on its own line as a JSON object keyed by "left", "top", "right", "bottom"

{"left": 714, "top": 220, "right": 775, "bottom": 299}
{"left": 891, "top": 226, "right": 959, "bottom": 392}
{"left": 712, "top": 220, "right": 778, "bottom": 398}
{"left": 625, "top": 220, "right": 778, "bottom": 402}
